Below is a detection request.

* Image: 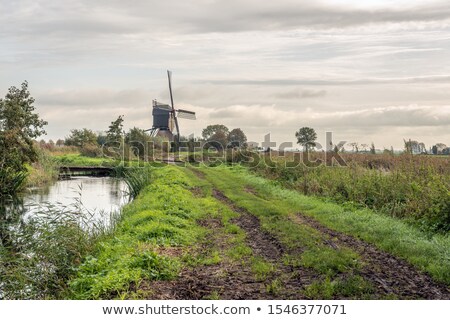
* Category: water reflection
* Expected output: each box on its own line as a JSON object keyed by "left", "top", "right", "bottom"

{"left": 1, "top": 176, "right": 129, "bottom": 234}
{"left": 24, "top": 176, "right": 129, "bottom": 216}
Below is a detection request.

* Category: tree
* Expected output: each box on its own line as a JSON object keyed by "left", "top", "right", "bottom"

{"left": 432, "top": 143, "right": 447, "bottom": 155}
{"left": 370, "top": 142, "right": 376, "bottom": 154}
{"left": 96, "top": 133, "right": 108, "bottom": 146}
{"left": 0, "top": 81, "right": 47, "bottom": 195}
{"left": 55, "top": 139, "right": 65, "bottom": 147}
{"left": 348, "top": 142, "right": 360, "bottom": 153}
{"left": 202, "top": 124, "right": 229, "bottom": 140}
{"left": 228, "top": 128, "right": 247, "bottom": 148}
{"left": 202, "top": 124, "right": 229, "bottom": 150}
{"left": 207, "top": 131, "right": 228, "bottom": 150}
{"left": 295, "top": 127, "right": 317, "bottom": 152}
{"left": 106, "top": 115, "right": 124, "bottom": 143}
{"left": 125, "top": 127, "right": 153, "bottom": 158}
{"left": 403, "top": 139, "right": 420, "bottom": 154}
{"left": 65, "top": 128, "right": 97, "bottom": 147}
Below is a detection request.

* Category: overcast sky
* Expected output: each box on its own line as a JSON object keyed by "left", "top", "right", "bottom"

{"left": 1, "top": 0, "right": 449, "bottom": 149}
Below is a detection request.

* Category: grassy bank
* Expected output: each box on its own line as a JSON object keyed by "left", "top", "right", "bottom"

{"left": 52, "top": 154, "right": 120, "bottom": 167}
{"left": 25, "top": 146, "right": 59, "bottom": 188}
{"left": 240, "top": 153, "right": 450, "bottom": 233}
{"left": 67, "top": 165, "right": 449, "bottom": 299}
{"left": 199, "top": 165, "right": 450, "bottom": 285}
{"left": 68, "top": 166, "right": 204, "bottom": 298}
{"left": 0, "top": 200, "right": 112, "bottom": 299}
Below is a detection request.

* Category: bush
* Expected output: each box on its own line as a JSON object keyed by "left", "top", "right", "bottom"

{"left": 80, "top": 143, "right": 103, "bottom": 158}
{"left": 246, "top": 154, "right": 450, "bottom": 233}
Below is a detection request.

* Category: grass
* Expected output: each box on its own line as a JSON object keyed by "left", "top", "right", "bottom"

{"left": 191, "top": 164, "right": 376, "bottom": 297}
{"left": 0, "top": 200, "right": 113, "bottom": 299}
{"left": 251, "top": 257, "right": 275, "bottom": 281}
{"left": 53, "top": 154, "right": 120, "bottom": 167}
{"left": 25, "top": 145, "right": 59, "bottom": 188}
{"left": 12, "top": 158, "right": 445, "bottom": 299}
{"left": 304, "top": 275, "right": 375, "bottom": 299}
{"left": 300, "top": 247, "right": 361, "bottom": 276}
{"left": 68, "top": 166, "right": 208, "bottom": 299}
{"left": 197, "top": 165, "right": 450, "bottom": 285}
{"left": 247, "top": 153, "right": 450, "bottom": 233}
{"left": 69, "top": 165, "right": 296, "bottom": 299}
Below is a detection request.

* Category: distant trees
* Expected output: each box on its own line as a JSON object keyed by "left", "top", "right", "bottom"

{"left": 432, "top": 143, "right": 447, "bottom": 155}
{"left": 0, "top": 81, "right": 47, "bottom": 195}
{"left": 228, "top": 128, "right": 247, "bottom": 148}
{"left": 202, "top": 124, "right": 229, "bottom": 141}
{"left": 404, "top": 139, "right": 426, "bottom": 154}
{"left": 106, "top": 115, "right": 124, "bottom": 143}
{"left": 201, "top": 124, "right": 248, "bottom": 150}
{"left": 55, "top": 139, "right": 65, "bottom": 147}
{"left": 348, "top": 142, "right": 360, "bottom": 153}
{"left": 65, "top": 128, "right": 97, "bottom": 147}
{"left": 370, "top": 142, "right": 376, "bottom": 154}
{"left": 125, "top": 127, "right": 153, "bottom": 158}
{"left": 295, "top": 127, "right": 317, "bottom": 151}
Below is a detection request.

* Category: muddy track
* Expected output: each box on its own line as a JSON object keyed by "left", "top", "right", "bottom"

{"left": 291, "top": 214, "right": 450, "bottom": 299}
{"left": 187, "top": 167, "right": 207, "bottom": 180}
{"left": 142, "top": 213, "right": 275, "bottom": 299}
{"left": 212, "top": 189, "right": 319, "bottom": 299}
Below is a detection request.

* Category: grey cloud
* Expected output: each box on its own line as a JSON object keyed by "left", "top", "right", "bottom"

{"left": 199, "top": 75, "right": 450, "bottom": 86}
{"left": 274, "top": 88, "right": 327, "bottom": 99}
{"left": 37, "top": 89, "right": 151, "bottom": 107}
{"left": 204, "top": 104, "right": 450, "bottom": 129}
{"left": 97, "top": 0, "right": 450, "bottom": 33}
{"left": 2, "top": 0, "right": 450, "bottom": 40}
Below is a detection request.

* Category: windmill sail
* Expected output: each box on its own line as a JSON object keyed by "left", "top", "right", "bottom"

{"left": 167, "top": 70, "right": 180, "bottom": 144}
{"left": 177, "top": 109, "right": 196, "bottom": 120}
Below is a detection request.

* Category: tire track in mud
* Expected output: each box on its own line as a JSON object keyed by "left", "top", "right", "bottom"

{"left": 140, "top": 184, "right": 277, "bottom": 299}
{"left": 142, "top": 217, "right": 271, "bottom": 299}
{"left": 240, "top": 182, "right": 450, "bottom": 299}
{"left": 290, "top": 214, "right": 450, "bottom": 299}
{"left": 211, "top": 189, "right": 318, "bottom": 299}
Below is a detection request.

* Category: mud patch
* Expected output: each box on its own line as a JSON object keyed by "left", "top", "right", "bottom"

{"left": 211, "top": 189, "right": 320, "bottom": 298}
{"left": 291, "top": 214, "right": 450, "bottom": 299}
{"left": 190, "top": 186, "right": 206, "bottom": 198}
{"left": 244, "top": 185, "right": 259, "bottom": 196}
{"left": 140, "top": 216, "right": 273, "bottom": 299}
{"left": 187, "top": 167, "right": 206, "bottom": 180}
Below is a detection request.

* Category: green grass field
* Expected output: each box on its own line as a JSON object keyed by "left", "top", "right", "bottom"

{"left": 67, "top": 164, "right": 450, "bottom": 299}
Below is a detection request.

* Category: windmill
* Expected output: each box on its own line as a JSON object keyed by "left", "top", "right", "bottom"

{"left": 147, "top": 70, "right": 196, "bottom": 145}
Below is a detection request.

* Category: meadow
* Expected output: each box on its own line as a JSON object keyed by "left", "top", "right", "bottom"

{"left": 235, "top": 152, "right": 450, "bottom": 233}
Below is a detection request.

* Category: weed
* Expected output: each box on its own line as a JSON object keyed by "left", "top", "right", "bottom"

{"left": 300, "top": 247, "right": 361, "bottom": 276}
{"left": 251, "top": 257, "right": 275, "bottom": 281}
{"left": 304, "top": 275, "right": 375, "bottom": 299}
{"left": 197, "top": 165, "right": 450, "bottom": 285}
{"left": 266, "top": 279, "right": 283, "bottom": 295}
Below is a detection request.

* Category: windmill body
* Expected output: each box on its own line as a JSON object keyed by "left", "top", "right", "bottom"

{"left": 147, "top": 71, "right": 196, "bottom": 143}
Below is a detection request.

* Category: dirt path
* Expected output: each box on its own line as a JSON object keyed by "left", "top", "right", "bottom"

{"left": 141, "top": 189, "right": 278, "bottom": 299}
{"left": 291, "top": 214, "right": 450, "bottom": 299}
{"left": 141, "top": 217, "right": 271, "bottom": 299}
{"left": 212, "top": 189, "right": 320, "bottom": 299}
{"left": 145, "top": 166, "right": 449, "bottom": 300}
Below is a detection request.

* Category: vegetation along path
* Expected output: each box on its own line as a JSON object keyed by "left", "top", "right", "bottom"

{"left": 69, "top": 165, "right": 450, "bottom": 299}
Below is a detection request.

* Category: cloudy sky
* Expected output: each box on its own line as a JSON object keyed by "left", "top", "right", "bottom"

{"left": 1, "top": 0, "right": 450, "bottom": 149}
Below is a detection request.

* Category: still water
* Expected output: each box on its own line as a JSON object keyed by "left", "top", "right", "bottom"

{"left": 23, "top": 176, "right": 129, "bottom": 226}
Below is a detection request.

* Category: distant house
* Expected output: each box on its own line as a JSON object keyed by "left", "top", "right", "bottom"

{"left": 432, "top": 143, "right": 448, "bottom": 155}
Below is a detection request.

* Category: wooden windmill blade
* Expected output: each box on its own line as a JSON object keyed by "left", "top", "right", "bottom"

{"left": 167, "top": 70, "right": 180, "bottom": 143}
{"left": 176, "top": 109, "right": 196, "bottom": 120}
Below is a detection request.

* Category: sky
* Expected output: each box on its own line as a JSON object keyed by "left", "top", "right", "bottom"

{"left": 1, "top": 0, "right": 449, "bottom": 150}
